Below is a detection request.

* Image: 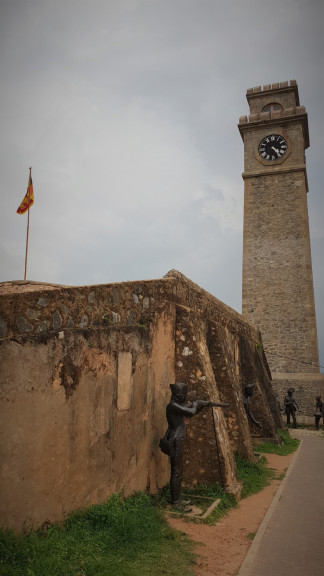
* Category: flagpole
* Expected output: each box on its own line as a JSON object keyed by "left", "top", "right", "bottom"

{"left": 24, "top": 167, "right": 32, "bottom": 281}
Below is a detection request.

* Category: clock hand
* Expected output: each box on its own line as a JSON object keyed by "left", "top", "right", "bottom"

{"left": 271, "top": 146, "right": 280, "bottom": 156}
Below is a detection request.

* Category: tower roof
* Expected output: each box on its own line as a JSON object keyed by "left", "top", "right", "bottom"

{"left": 246, "top": 80, "right": 300, "bottom": 106}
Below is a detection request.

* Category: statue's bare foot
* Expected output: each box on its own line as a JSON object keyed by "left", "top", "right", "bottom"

{"left": 172, "top": 500, "right": 192, "bottom": 513}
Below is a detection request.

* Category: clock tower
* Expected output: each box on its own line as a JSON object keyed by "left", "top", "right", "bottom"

{"left": 238, "top": 80, "right": 324, "bottom": 420}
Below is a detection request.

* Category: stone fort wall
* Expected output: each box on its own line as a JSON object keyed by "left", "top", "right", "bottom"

{"left": 0, "top": 271, "right": 280, "bottom": 531}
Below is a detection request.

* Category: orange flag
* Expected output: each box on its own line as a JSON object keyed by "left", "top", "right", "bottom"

{"left": 17, "top": 169, "right": 34, "bottom": 215}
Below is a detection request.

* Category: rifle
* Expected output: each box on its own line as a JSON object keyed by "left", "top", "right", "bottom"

{"left": 196, "top": 400, "right": 229, "bottom": 410}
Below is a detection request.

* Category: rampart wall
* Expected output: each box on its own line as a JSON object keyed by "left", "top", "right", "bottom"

{"left": 0, "top": 271, "right": 281, "bottom": 531}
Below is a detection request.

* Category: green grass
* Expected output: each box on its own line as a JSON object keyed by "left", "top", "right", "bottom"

{"left": 183, "top": 483, "right": 237, "bottom": 525}
{"left": 160, "top": 454, "right": 275, "bottom": 521}
{"left": 235, "top": 428, "right": 300, "bottom": 499}
{"left": 235, "top": 453, "right": 275, "bottom": 499}
{"left": 0, "top": 492, "right": 195, "bottom": 576}
{"left": 152, "top": 482, "right": 237, "bottom": 525}
{"left": 254, "top": 428, "right": 300, "bottom": 455}
{"left": 0, "top": 430, "right": 301, "bottom": 575}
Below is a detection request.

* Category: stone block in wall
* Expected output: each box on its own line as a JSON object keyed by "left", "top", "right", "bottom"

{"left": 117, "top": 352, "right": 133, "bottom": 411}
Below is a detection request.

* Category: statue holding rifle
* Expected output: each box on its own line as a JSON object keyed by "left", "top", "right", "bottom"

{"left": 159, "top": 382, "right": 229, "bottom": 510}
{"left": 284, "top": 387, "right": 299, "bottom": 428}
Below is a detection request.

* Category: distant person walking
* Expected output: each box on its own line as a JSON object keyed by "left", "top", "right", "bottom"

{"left": 284, "top": 388, "right": 299, "bottom": 428}
{"left": 314, "top": 395, "right": 323, "bottom": 430}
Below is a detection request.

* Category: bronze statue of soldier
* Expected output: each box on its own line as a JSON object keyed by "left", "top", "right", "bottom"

{"left": 284, "top": 387, "right": 299, "bottom": 428}
{"left": 314, "top": 395, "right": 323, "bottom": 430}
{"left": 243, "top": 383, "right": 262, "bottom": 428}
{"left": 159, "top": 382, "right": 228, "bottom": 509}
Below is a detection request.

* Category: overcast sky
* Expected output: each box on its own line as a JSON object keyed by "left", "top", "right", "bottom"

{"left": 1, "top": 0, "right": 323, "bottom": 371}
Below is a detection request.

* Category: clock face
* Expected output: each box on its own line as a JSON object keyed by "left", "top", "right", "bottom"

{"left": 258, "top": 134, "right": 288, "bottom": 161}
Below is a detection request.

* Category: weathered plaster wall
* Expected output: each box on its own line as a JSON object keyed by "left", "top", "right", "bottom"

{"left": 0, "top": 271, "right": 281, "bottom": 531}
{"left": 0, "top": 298, "right": 175, "bottom": 531}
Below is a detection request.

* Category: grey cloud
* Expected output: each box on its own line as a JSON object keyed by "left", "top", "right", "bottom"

{"left": 1, "top": 0, "right": 324, "bottom": 370}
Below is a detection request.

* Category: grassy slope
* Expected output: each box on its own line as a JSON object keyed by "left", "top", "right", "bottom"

{"left": 0, "top": 493, "right": 195, "bottom": 576}
{"left": 0, "top": 430, "right": 299, "bottom": 575}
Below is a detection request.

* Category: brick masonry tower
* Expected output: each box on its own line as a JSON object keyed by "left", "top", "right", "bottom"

{"left": 238, "top": 80, "right": 324, "bottom": 421}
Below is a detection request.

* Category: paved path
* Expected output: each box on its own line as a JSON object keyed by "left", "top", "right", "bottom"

{"left": 238, "top": 429, "right": 324, "bottom": 576}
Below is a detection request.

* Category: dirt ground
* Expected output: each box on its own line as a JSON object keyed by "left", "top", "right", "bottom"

{"left": 167, "top": 452, "right": 294, "bottom": 576}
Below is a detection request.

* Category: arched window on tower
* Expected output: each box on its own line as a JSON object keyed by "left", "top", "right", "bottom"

{"left": 262, "top": 103, "right": 283, "bottom": 115}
